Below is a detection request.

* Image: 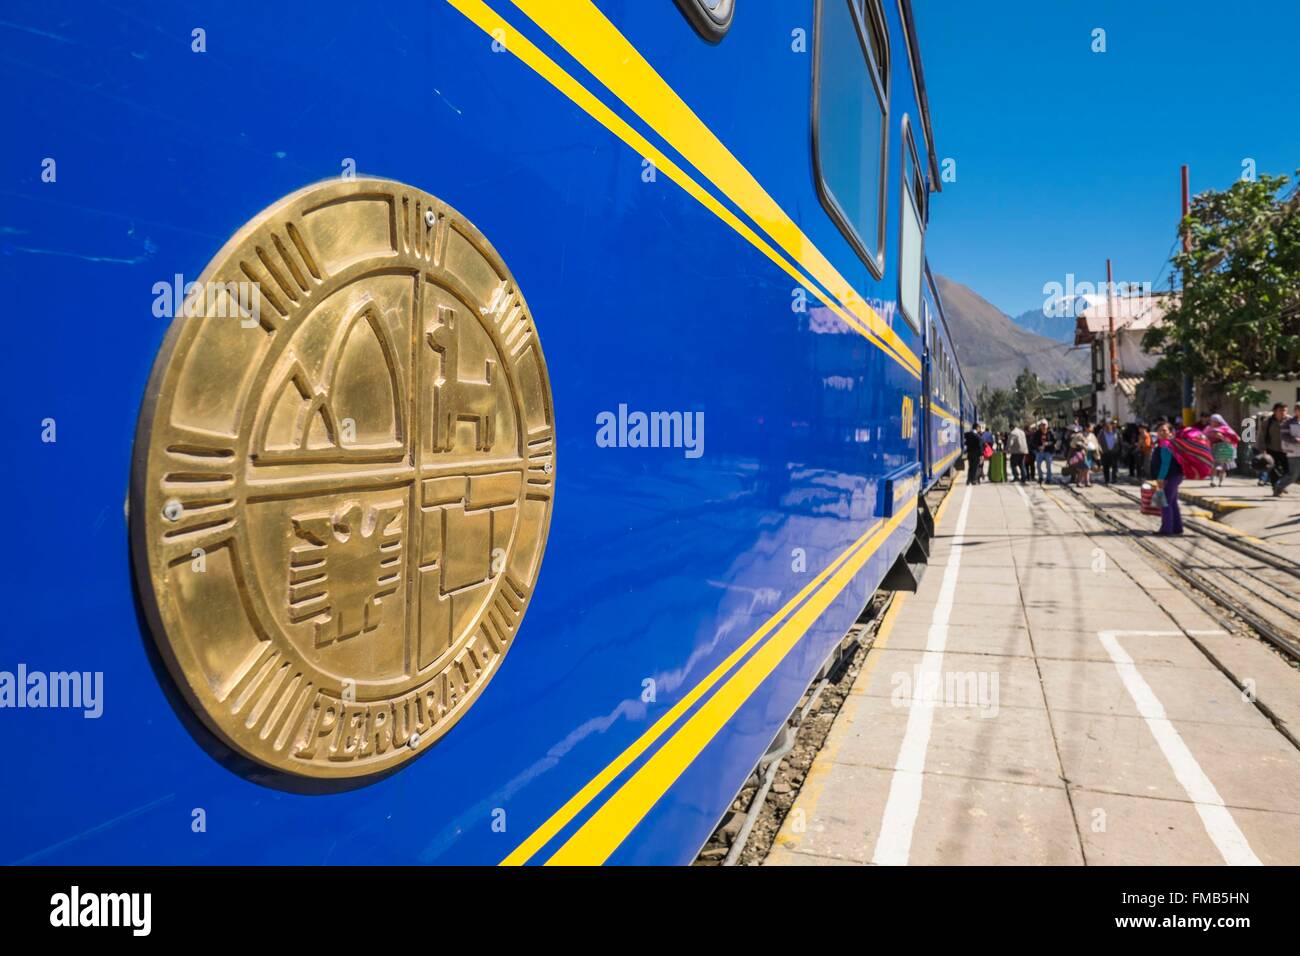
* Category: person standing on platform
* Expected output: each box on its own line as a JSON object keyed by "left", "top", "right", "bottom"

{"left": 1262, "top": 402, "right": 1290, "bottom": 493}
{"left": 1098, "top": 419, "right": 1121, "bottom": 484}
{"left": 1122, "top": 421, "right": 1140, "bottom": 478}
{"left": 1152, "top": 422, "right": 1184, "bottom": 535}
{"left": 965, "top": 425, "right": 983, "bottom": 485}
{"left": 1205, "top": 413, "right": 1240, "bottom": 487}
{"left": 1007, "top": 422, "right": 1028, "bottom": 483}
{"left": 1138, "top": 423, "right": 1153, "bottom": 479}
{"left": 1032, "top": 420, "right": 1055, "bottom": 484}
{"left": 1068, "top": 425, "right": 1088, "bottom": 486}
{"left": 979, "top": 423, "right": 994, "bottom": 481}
{"left": 1273, "top": 407, "right": 1300, "bottom": 496}
{"left": 1077, "top": 423, "right": 1100, "bottom": 487}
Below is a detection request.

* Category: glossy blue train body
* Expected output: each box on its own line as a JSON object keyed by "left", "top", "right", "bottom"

{"left": 0, "top": 1, "right": 974, "bottom": 864}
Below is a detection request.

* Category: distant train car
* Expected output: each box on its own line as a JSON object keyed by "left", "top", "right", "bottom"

{"left": 922, "top": 264, "right": 973, "bottom": 490}
{"left": 2, "top": 0, "right": 968, "bottom": 864}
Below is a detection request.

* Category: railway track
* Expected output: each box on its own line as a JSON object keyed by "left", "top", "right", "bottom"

{"left": 1063, "top": 482, "right": 1300, "bottom": 664}
{"left": 1106, "top": 484, "right": 1300, "bottom": 580}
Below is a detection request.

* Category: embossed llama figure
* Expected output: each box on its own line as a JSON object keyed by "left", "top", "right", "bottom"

{"left": 427, "top": 305, "right": 496, "bottom": 452}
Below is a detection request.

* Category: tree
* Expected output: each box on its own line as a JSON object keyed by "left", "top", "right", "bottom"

{"left": 1143, "top": 171, "right": 1300, "bottom": 404}
{"left": 1013, "top": 368, "right": 1045, "bottom": 422}
{"left": 975, "top": 383, "right": 1016, "bottom": 432}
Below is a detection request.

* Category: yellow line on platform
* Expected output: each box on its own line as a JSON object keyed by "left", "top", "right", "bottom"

{"left": 1186, "top": 513, "right": 1267, "bottom": 546}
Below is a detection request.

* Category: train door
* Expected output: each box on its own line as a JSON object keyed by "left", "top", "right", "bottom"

{"left": 921, "top": 301, "right": 933, "bottom": 482}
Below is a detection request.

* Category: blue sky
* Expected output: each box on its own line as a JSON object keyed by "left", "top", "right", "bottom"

{"left": 913, "top": 0, "right": 1300, "bottom": 317}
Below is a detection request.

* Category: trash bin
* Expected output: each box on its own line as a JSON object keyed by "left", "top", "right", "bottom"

{"left": 989, "top": 451, "right": 1006, "bottom": 483}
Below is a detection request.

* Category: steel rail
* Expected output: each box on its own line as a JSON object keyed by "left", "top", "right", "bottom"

{"left": 1063, "top": 484, "right": 1300, "bottom": 663}
{"left": 1103, "top": 484, "right": 1300, "bottom": 581}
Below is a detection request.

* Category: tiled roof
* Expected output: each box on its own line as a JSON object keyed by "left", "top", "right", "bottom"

{"left": 1075, "top": 292, "right": 1178, "bottom": 344}
{"left": 1116, "top": 375, "right": 1144, "bottom": 398}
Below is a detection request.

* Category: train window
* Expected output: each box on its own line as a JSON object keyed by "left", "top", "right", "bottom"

{"left": 897, "top": 118, "right": 924, "bottom": 331}
{"left": 934, "top": 341, "right": 940, "bottom": 399}
{"left": 812, "top": 0, "right": 890, "bottom": 277}
{"left": 937, "top": 342, "right": 943, "bottom": 400}
{"left": 935, "top": 340, "right": 943, "bottom": 400}
{"left": 672, "top": 0, "right": 734, "bottom": 42}
{"left": 930, "top": 312, "right": 941, "bottom": 398}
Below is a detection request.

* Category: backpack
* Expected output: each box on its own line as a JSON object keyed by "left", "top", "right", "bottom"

{"left": 1171, "top": 427, "right": 1214, "bottom": 480}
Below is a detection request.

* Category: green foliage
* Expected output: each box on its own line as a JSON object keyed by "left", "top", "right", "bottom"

{"left": 1013, "top": 368, "right": 1045, "bottom": 421}
{"left": 975, "top": 370, "right": 1044, "bottom": 431}
{"left": 1143, "top": 171, "right": 1300, "bottom": 405}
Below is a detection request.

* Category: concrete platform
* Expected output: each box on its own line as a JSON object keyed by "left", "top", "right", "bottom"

{"left": 766, "top": 480, "right": 1300, "bottom": 866}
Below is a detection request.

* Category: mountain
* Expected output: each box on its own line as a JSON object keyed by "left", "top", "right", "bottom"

{"left": 933, "top": 274, "right": 1090, "bottom": 392}
{"left": 1010, "top": 305, "right": 1079, "bottom": 343}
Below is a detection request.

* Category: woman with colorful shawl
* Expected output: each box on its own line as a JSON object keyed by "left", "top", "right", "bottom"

{"left": 1152, "top": 422, "right": 1184, "bottom": 535}
{"left": 1205, "top": 413, "right": 1240, "bottom": 487}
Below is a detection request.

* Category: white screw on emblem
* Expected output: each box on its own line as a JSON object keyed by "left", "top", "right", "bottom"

{"left": 424, "top": 209, "right": 436, "bottom": 227}
{"left": 163, "top": 499, "right": 183, "bottom": 522}
{"left": 408, "top": 732, "right": 421, "bottom": 750}
{"left": 543, "top": 461, "right": 552, "bottom": 475}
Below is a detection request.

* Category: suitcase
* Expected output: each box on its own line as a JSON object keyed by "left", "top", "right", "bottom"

{"left": 989, "top": 451, "right": 1006, "bottom": 483}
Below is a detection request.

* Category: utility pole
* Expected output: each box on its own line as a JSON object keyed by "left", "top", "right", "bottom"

{"left": 1181, "top": 165, "right": 1194, "bottom": 426}
{"left": 1106, "top": 257, "right": 1119, "bottom": 386}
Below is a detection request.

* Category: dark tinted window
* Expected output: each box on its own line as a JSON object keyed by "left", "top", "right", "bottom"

{"left": 898, "top": 123, "right": 924, "bottom": 330}
{"left": 814, "top": 0, "right": 889, "bottom": 274}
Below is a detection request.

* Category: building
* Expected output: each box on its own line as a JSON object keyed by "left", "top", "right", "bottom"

{"left": 1077, "top": 291, "right": 1297, "bottom": 429}
{"left": 1074, "top": 292, "right": 1177, "bottom": 423}
{"left": 1037, "top": 383, "right": 1093, "bottom": 425}
{"left": 1198, "top": 377, "right": 1300, "bottom": 438}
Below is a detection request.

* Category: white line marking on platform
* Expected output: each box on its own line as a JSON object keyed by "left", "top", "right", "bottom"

{"left": 1097, "top": 629, "right": 1262, "bottom": 866}
{"left": 872, "top": 485, "right": 973, "bottom": 866}
{"left": 1014, "top": 483, "right": 1031, "bottom": 506}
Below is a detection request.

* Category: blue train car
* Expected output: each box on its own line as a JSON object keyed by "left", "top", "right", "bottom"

{"left": 921, "top": 263, "right": 972, "bottom": 490}
{"left": 1, "top": 0, "right": 968, "bottom": 865}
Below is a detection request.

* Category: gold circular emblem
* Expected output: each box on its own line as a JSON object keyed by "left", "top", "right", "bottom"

{"left": 132, "top": 178, "right": 555, "bottom": 778}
